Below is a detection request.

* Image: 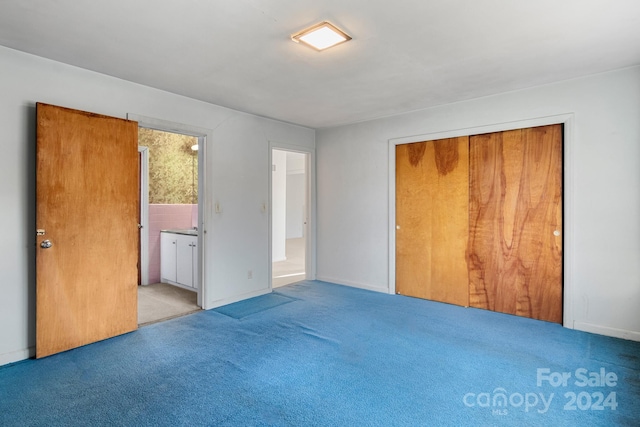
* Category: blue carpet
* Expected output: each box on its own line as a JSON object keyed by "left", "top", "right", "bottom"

{"left": 0, "top": 280, "right": 638, "bottom": 426}
{"left": 215, "top": 292, "right": 295, "bottom": 319}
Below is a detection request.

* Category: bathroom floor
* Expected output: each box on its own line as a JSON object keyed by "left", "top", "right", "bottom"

{"left": 138, "top": 283, "right": 200, "bottom": 326}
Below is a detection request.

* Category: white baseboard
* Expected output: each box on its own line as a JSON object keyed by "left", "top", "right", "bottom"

{"left": 205, "top": 288, "right": 271, "bottom": 310}
{"left": 0, "top": 346, "right": 34, "bottom": 367}
{"left": 315, "top": 276, "right": 389, "bottom": 294}
{"left": 574, "top": 321, "right": 640, "bottom": 342}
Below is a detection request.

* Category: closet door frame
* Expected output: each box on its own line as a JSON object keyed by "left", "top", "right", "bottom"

{"left": 388, "top": 113, "right": 575, "bottom": 329}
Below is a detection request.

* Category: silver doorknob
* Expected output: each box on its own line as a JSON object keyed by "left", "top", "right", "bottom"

{"left": 40, "top": 240, "right": 52, "bottom": 249}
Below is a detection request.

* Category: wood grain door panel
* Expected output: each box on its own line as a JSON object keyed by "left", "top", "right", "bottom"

{"left": 396, "top": 136, "right": 470, "bottom": 306}
{"left": 36, "top": 103, "right": 139, "bottom": 358}
{"left": 468, "top": 125, "right": 563, "bottom": 323}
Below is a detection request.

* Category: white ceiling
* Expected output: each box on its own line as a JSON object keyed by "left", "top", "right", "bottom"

{"left": 1, "top": 1, "right": 639, "bottom": 129}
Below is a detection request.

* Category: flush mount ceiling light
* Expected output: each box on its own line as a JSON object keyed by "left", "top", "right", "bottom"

{"left": 291, "top": 21, "right": 352, "bottom": 51}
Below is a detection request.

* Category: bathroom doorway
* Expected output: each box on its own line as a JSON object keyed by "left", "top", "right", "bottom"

{"left": 271, "top": 149, "right": 309, "bottom": 288}
{"left": 137, "top": 127, "right": 201, "bottom": 325}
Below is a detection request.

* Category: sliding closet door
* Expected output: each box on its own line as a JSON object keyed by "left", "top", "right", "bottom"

{"left": 468, "top": 125, "right": 563, "bottom": 323}
{"left": 396, "top": 137, "right": 469, "bottom": 306}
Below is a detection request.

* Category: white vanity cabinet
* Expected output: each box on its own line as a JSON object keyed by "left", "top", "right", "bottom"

{"left": 160, "top": 231, "right": 197, "bottom": 290}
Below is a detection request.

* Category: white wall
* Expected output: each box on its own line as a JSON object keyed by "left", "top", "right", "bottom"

{"left": 316, "top": 66, "right": 640, "bottom": 341}
{"left": 286, "top": 152, "right": 306, "bottom": 239}
{"left": 0, "top": 46, "right": 314, "bottom": 365}
{"left": 286, "top": 173, "right": 305, "bottom": 239}
{"left": 272, "top": 150, "right": 287, "bottom": 262}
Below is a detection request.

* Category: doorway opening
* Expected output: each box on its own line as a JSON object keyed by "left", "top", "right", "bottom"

{"left": 137, "top": 127, "right": 201, "bottom": 325}
{"left": 271, "top": 149, "right": 309, "bottom": 288}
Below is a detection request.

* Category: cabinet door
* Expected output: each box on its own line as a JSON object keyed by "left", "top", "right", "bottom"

{"left": 191, "top": 238, "right": 198, "bottom": 289}
{"left": 161, "top": 232, "right": 177, "bottom": 283}
{"left": 176, "top": 235, "right": 194, "bottom": 287}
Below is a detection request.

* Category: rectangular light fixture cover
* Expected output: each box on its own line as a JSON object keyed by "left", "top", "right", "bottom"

{"left": 291, "top": 21, "right": 352, "bottom": 51}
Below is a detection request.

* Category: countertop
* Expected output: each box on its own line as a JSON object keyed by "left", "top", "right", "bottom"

{"left": 161, "top": 229, "right": 198, "bottom": 236}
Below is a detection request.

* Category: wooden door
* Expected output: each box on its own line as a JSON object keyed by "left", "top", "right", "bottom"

{"left": 468, "top": 125, "right": 563, "bottom": 323}
{"left": 396, "top": 136, "right": 470, "bottom": 306}
{"left": 138, "top": 151, "right": 142, "bottom": 286}
{"left": 36, "top": 103, "right": 139, "bottom": 358}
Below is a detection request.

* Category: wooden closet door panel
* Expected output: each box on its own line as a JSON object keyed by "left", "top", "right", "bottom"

{"left": 468, "top": 125, "right": 563, "bottom": 323}
{"left": 396, "top": 137, "right": 469, "bottom": 306}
